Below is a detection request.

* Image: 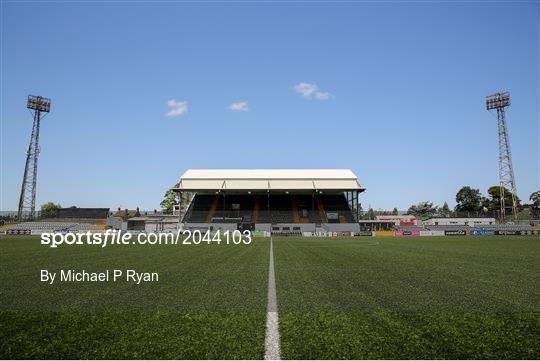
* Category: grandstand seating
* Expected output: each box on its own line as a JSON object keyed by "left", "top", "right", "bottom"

{"left": 182, "top": 193, "right": 355, "bottom": 224}
{"left": 316, "top": 199, "right": 328, "bottom": 223}
{"left": 253, "top": 197, "right": 260, "bottom": 223}
{"left": 205, "top": 196, "right": 220, "bottom": 223}
{"left": 184, "top": 195, "right": 216, "bottom": 223}
{"left": 7, "top": 221, "right": 99, "bottom": 232}
{"left": 321, "top": 194, "right": 356, "bottom": 223}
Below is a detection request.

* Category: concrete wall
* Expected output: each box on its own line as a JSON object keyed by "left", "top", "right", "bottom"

{"left": 419, "top": 230, "right": 445, "bottom": 236}
{"left": 181, "top": 223, "right": 238, "bottom": 232}
{"left": 106, "top": 217, "right": 123, "bottom": 230}
{"left": 322, "top": 223, "right": 360, "bottom": 233}
{"left": 145, "top": 221, "right": 178, "bottom": 233}
{"left": 255, "top": 223, "right": 317, "bottom": 232}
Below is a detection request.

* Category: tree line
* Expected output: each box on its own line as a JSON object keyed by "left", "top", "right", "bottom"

{"left": 32, "top": 187, "right": 540, "bottom": 222}
{"left": 402, "top": 186, "right": 540, "bottom": 220}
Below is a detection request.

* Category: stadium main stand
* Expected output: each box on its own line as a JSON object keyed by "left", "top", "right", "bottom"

{"left": 175, "top": 169, "right": 364, "bottom": 233}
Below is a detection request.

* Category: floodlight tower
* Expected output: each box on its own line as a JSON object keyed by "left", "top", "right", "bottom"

{"left": 17, "top": 95, "right": 51, "bottom": 220}
{"left": 485, "top": 91, "right": 518, "bottom": 221}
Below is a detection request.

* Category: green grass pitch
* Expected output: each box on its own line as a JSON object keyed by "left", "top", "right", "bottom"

{"left": 274, "top": 236, "right": 540, "bottom": 359}
{"left": 1, "top": 235, "right": 539, "bottom": 359}
{"left": 0, "top": 235, "right": 269, "bottom": 359}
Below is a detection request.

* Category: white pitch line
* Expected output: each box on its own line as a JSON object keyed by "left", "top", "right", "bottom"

{"left": 264, "top": 237, "right": 281, "bottom": 360}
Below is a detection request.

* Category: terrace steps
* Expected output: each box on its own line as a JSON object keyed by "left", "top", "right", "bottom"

{"left": 317, "top": 199, "right": 328, "bottom": 223}
{"left": 292, "top": 198, "right": 300, "bottom": 223}
{"left": 253, "top": 197, "right": 260, "bottom": 224}
{"left": 205, "top": 196, "right": 220, "bottom": 223}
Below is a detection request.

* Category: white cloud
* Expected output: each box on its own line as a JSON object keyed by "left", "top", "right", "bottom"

{"left": 166, "top": 99, "right": 188, "bottom": 117}
{"left": 314, "top": 91, "right": 333, "bottom": 100}
{"left": 228, "top": 101, "right": 249, "bottom": 112}
{"left": 292, "top": 82, "right": 333, "bottom": 100}
{"left": 292, "top": 82, "right": 318, "bottom": 98}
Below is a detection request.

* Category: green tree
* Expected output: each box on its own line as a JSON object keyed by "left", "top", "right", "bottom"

{"left": 40, "top": 202, "right": 61, "bottom": 219}
{"left": 160, "top": 189, "right": 180, "bottom": 214}
{"left": 486, "top": 185, "right": 521, "bottom": 211}
{"left": 529, "top": 190, "right": 540, "bottom": 210}
{"left": 407, "top": 201, "right": 437, "bottom": 219}
{"left": 391, "top": 207, "right": 398, "bottom": 216}
{"left": 480, "top": 196, "right": 490, "bottom": 212}
{"left": 455, "top": 186, "right": 482, "bottom": 212}
{"left": 439, "top": 202, "right": 451, "bottom": 217}
{"left": 365, "top": 208, "right": 375, "bottom": 220}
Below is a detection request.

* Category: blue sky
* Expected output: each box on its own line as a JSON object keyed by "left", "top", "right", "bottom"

{"left": 1, "top": 1, "right": 538, "bottom": 212}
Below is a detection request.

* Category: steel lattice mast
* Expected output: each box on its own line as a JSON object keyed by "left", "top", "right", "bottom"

{"left": 486, "top": 91, "right": 518, "bottom": 221}
{"left": 17, "top": 95, "right": 51, "bottom": 220}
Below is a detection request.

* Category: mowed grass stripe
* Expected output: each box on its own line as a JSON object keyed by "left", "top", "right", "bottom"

{"left": 0, "top": 236, "right": 270, "bottom": 359}
{"left": 274, "top": 236, "right": 539, "bottom": 312}
{"left": 273, "top": 236, "right": 540, "bottom": 359}
{"left": 1, "top": 311, "right": 266, "bottom": 359}
{"left": 1, "top": 236, "right": 269, "bottom": 311}
{"left": 279, "top": 311, "right": 540, "bottom": 359}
